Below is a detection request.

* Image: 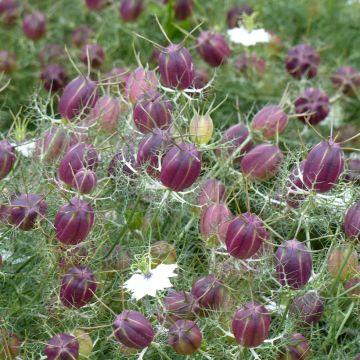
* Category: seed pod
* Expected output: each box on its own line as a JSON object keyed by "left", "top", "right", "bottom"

{"left": 59, "top": 76, "right": 99, "bottom": 121}
{"left": 168, "top": 320, "right": 202, "bottom": 355}
{"left": 158, "top": 44, "right": 194, "bottom": 90}
{"left": 197, "top": 179, "right": 226, "bottom": 207}
{"left": 35, "top": 127, "right": 68, "bottom": 163}
{"left": 71, "top": 168, "right": 97, "bottom": 194}
{"left": 286, "top": 161, "right": 307, "bottom": 208}
{"left": 344, "top": 200, "right": 360, "bottom": 241}
{"left": 40, "top": 64, "right": 68, "bottom": 92}
{"left": 54, "top": 197, "right": 95, "bottom": 245}
{"left": 328, "top": 246, "right": 358, "bottom": 281}
{"left": 80, "top": 43, "right": 105, "bottom": 68}
{"left": 285, "top": 44, "right": 320, "bottom": 79}
{"left": 251, "top": 105, "right": 288, "bottom": 139}
{"left": 119, "top": 0, "right": 144, "bottom": 22}
{"left": 289, "top": 291, "right": 325, "bottom": 326}
{"left": 160, "top": 142, "right": 201, "bottom": 192}
{"left": 102, "top": 245, "right": 132, "bottom": 272}
{"left": 103, "top": 67, "right": 130, "bottom": 91}
{"left": 74, "top": 329, "right": 93, "bottom": 359}
{"left": 278, "top": 333, "right": 311, "bottom": 360}
{"left": 150, "top": 240, "right": 176, "bottom": 266}
{"left": 275, "top": 239, "right": 312, "bottom": 289}
{"left": 113, "top": 310, "right": 154, "bottom": 349}
{"left": 344, "top": 270, "right": 360, "bottom": 298}
{"left": 38, "top": 44, "right": 65, "bottom": 66}
{"left": 22, "top": 11, "right": 47, "bottom": 40}
{"left": 232, "top": 302, "right": 271, "bottom": 348}
{"left": 191, "top": 274, "right": 226, "bottom": 310}
{"left": 45, "top": 333, "right": 79, "bottom": 360}
{"left": 294, "top": 87, "right": 330, "bottom": 125}
{"left": 71, "top": 26, "right": 93, "bottom": 48}
{"left": 163, "top": 291, "right": 198, "bottom": 322}
{"left": 0, "top": 0, "right": 20, "bottom": 25}
{"left": 85, "top": 0, "right": 108, "bottom": 10}
{"left": 133, "top": 91, "right": 172, "bottom": 133}
{"left": 226, "top": 4, "right": 253, "bottom": 28}
{"left": 189, "top": 114, "right": 214, "bottom": 145}
{"left": 174, "top": 0, "right": 193, "bottom": 20}
{"left": 0, "top": 330, "right": 21, "bottom": 359}
{"left": 240, "top": 144, "right": 284, "bottom": 181}
{"left": 235, "top": 53, "right": 266, "bottom": 75}
{"left": 303, "top": 140, "right": 344, "bottom": 193}
{"left": 108, "top": 144, "right": 138, "bottom": 178}
{"left": 60, "top": 265, "right": 97, "bottom": 308}
{"left": 346, "top": 158, "right": 360, "bottom": 182}
{"left": 331, "top": 66, "right": 360, "bottom": 96}
{"left": 9, "top": 193, "right": 48, "bottom": 231}
{"left": 58, "top": 143, "right": 99, "bottom": 185}
{"left": 0, "top": 50, "right": 16, "bottom": 74}
{"left": 226, "top": 212, "right": 269, "bottom": 259}
{"left": 192, "top": 67, "right": 210, "bottom": 90}
{"left": 0, "top": 140, "right": 16, "bottom": 180}
{"left": 196, "top": 31, "right": 231, "bottom": 67}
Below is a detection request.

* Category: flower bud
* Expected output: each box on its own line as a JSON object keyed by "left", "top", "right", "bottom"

{"left": 0, "top": 329, "right": 21, "bottom": 359}
{"left": 85, "top": 0, "right": 108, "bottom": 10}
{"left": 331, "top": 66, "right": 360, "bottom": 96}
{"left": 294, "top": 87, "right": 330, "bottom": 125}
{"left": 160, "top": 143, "right": 201, "bottom": 191}
{"left": 119, "top": 0, "right": 144, "bottom": 22}
{"left": 0, "top": 50, "right": 16, "bottom": 74}
{"left": 328, "top": 246, "right": 358, "bottom": 281}
{"left": 150, "top": 240, "right": 176, "bottom": 266}
{"left": 168, "top": 320, "right": 202, "bottom": 355}
{"left": 226, "top": 4, "right": 253, "bottom": 28}
{"left": 125, "top": 67, "right": 158, "bottom": 103}
{"left": 0, "top": 140, "right": 16, "bottom": 180}
{"left": 197, "top": 179, "right": 226, "bottom": 207}
{"left": 113, "top": 310, "right": 154, "bottom": 349}
{"left": 344, "top": 200, "right": 360, "bottom": 242}
{"left": 196, "top": 31, "right": 231, "bottom": 67}
{"left": 22, "top": 11, "right": 47, "bottom": 40}
{"left": 240, "top": 144, "right": 284, "bottom": 181}
{"left": 163, "top": 291, "right": 198, "bottom": 322}
{"left": 235, "top": 54, "right": 266, "bottom": 75}
{"left": 71, "top": 168, "right": 97, "bottom": 194}
{"left": 158, "top": 44, "right": 194, "bottom": 90}
{"left": 232, "top": 302, "right": 271, "bottom": 348}
{"left": 80, "top": 43, "right": 105, "bottom": 68}
{"left": 74, "top": 329, "right": 93, "bottom": 359}
{"left": 71, "top": 26, "right": 93, "bottom": 48}
{"left": 54, "top": 197, "right": 95, "bottom": 245}
{"left": 40, "top": 64, "right": 68, "bottom": 92}
{"left": 286, "top": 161, "right": 307, "bottom": 208}
{"left": 303, "top": 140, "right": 344, "bottom": 193}
{"left": 226, "top": 212, "right": 269, "bottom": 259}
{"left": 275, "top": 239, "right": 312, "bottom": 289}
{"left": 45, "top": 333, "right": 79, "bottom": 360}
{"left": 189, "top": 114, "right": 214, "bottom": 144}
{"left": 278, "top": 333, "right": 311, "bottom": 360}
{"left": 108, "top": 144, "right": 138, "bottom": 178}
{"left": 174, "top": 0, "right": 193, "bottom": 21}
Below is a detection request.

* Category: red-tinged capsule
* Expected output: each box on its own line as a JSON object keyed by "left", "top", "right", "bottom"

{"left": 174, "top": 0, "right": 193, "bottom": 21}
{"left": 71, "top": 26, "right": 93, "bottom": 48}
{"left": 197, "top": 179, "right": 226, "bottom": 207}
{"left": 133, "top": 91, "right": 173, "bottom": 133}
{"left": 303, "top": 140, "right": 344, "bottom": 193}
{"left": 0, "top": 0, "right": 20, "bottom": 25}
{"left": 232, "top": 302, "right": 271, "bottom": 348}
{"left": 235, "top": 53, "right": 266, "bottom": 75}
{"left": 0, "top": 329, "right": 21, "bottom": 359}
{"left": 160, "top": 142, "right": 201, "bottom": 192}
{"left": 85, "top": 0, "right": 108, "bottom": 10}
{"left": 22, "top": 11, "right": 47, "bottom": 41}
{"left": 54, "top": 197, "right": 95, "bottom": 245}
{"left": 103, "top": 67, "right": 130, "bottom": 91}
{"left": 163, "top": 291, "right": 199, "bottom": 322}
{"left": 285, "top": 44, "right": 320, "bottom": 80}
{"left": 251, "top": 105, "right": 288, "bottom": 139}
{"left": 108, "top": 144, "right": 138, "bottom": 178}
{"left": 344, "top": 200, "right": 360, "bottom": 242}
{"left": 226, "top": 212, "right": 269, "bottom": 259}
{"left": 38, "top": 44, "right": 65, "bottom": 66}
{"left": 119, "top": 0, "right": 144, "bottom": 22}
{"left": 0, "top": 140, "right": 16, "bottom": 180}
{"left": 327, "top": 246, "right": 358, "bottom": 281}
{"left": 0, "top": 50, "right": 16, "bottom": 74}
{"left": 286, "top": 161, "right": 307, "bottom": 208}
{"left": 45, "top": 333, "right": 79, "bottom": 360}
{"left": 240, "top": 144, "right": 284, "bottom": 181}
{"left": 113, "top": 310, "right": 154, "bottom": 349}
{"left": 59, "top": 76, "right": 99, "bottom": 121}
{"left": 192, "top": 67, "right": 210, "bottom": 90}
{"left": 35, "top": 127, "right": 68, "bottom": 162}
{"left": 346, "top": 158, "right": 360, "bottom": 182}
{"left": 226, "top": 4, "right": 253, "bottom": 28}
{"left": 196, "top": 31, "right": 231, "bottom": 67}
{"left": 71, "top": 168, "right": 97, "bottom": 194}
{"left": 80, "top": 43, "right": 105, "bottom": 68}
{"left": 40, "top": 64, "right": 68, "bottom": 92}
{"left": 60, "top": 265, "right": 97, "bottom": 308}
{"left": 294, "top": 88, "right": 330, "bottom": 125}
{"left": 331, "top": 66, "right": 360, "bottom": 96}
{"left": 9, "top": 193, "right": 48, "bottom": 231}
{"left": 278, "top": 333, "right": 311, "bottom": 360}
{"left": 168, "top": 320, "right": 202, "bottom": 355}
{"left": 275, "top": 239, "right": 312, "bottom": 289}
{"left": 158, "top": 44, "right": 194, "bottom": 90}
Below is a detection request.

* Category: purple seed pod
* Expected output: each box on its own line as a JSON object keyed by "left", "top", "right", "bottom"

{"left": 196, "top": 31, "right": 231, "bottom": 67}
{"left": 60, "top": 265, "right": 97, "bottom": 308}
{"left": 71, "top": 26, "right": 93, "bottom": 48}
{"left": 303, "top": 139, "right": 344, "bottom": 193}
{"left": 9, "top": 193, "right": 48, "bottom": 231}
{"left": 197, "top": 179, "right": 226, "bottom": 207}
{"left": 163, "top": 291, "right": 198, "bottom": 323}
{"left": 59, "top": 76, "right": 99, "bottom": 121}
{"left": 226, "top": 4, "right": 253, "bottom": 28}
{"left": 0, "top": 140, "right": 16, "bottom": 180}
{"left": 0, "top": 0, "right": 20, "bottom": 25}
{"left": 85, "top": 0, "right": 108, "bottom": 10}
{"left": 108, "top": 144, "right": 138, "bottom": 178}
{"left": 327, "top": 246, "right": 358, "bottom": 281}
{"left": 119, "top": 0, "right": 144, "bottom": 22}
{"left": 0, "top": 50, "right": 16, "bottom": 74}
{"left": 54, "top": 197, "right": 95, "bottom": 245}
{"left": 40, "top": 64, "right": 68, "bottom": 92}
{"left": 58, "top": 143, "right": 99, "bottom": 185}
{"left": 331, "top": 66, "right": 360, "bottom": 96}
{"left": 240, "top": 144, "right": 284, "bottom": 181}
{"left": 225, "top": 212, "right": 269, "bottom": 259}
{"left": 80, "top": 43, "right": 105, "bottom": 68}
{"left": 103, "top": 67, "right": 130, "bottom": 91}
{"left": 174, "top": 0, "right": 193, "bottom": 21}
{"left": 278, "top": 333, "right": 311, "bottom": 360}
{"left": 192, "top": 67, "right": 210, "bottom": 89}
{"left": 285, "top": 44, "right": 320, "bottom": 79}
{"left": 35, "top": 127, "right": 68, "bottom": 162}
{"left": 158, "top": 44, "right": 194, "bottom": 90}
{"left": 168, "top": 320, "right": 202, "bottom": 355}
{"left": 294, "top": 87, "right": 330, "bottom": 125}
{"left": 191, "top": 274, "right": 226, "bottom": 310}
{"left": 45, "top": 333, "right": 79, "bottom": 360}
{"left": 38, "top": 44, "right": 65, "bottom": 66}
{"left": 113, "top": 310, "right": 154, "bottom": 349}
{"left": 346, "top": 158, "right": 360, "bottom": 182}
{"left": 251, "top": 105, "right": 288, "bottom": 139}
{"left": 344, "top": 270, "right": 360, "bottom": 298}
{"left": 160, "top": 142, "right": 201, "bottom": 192}
{"left": 0, "top": 330, "right": 21, "bottom": 359}
{"left": 125, "top": 67, "right": 158, "bottom": 104}
{"left": 232, "top": 302, "right": 271, "bottom": 348}
{"left": 275, "top": 239, "right": 312, "bottom": 289}
{"left": 22, "top": 11, "right": 47, "bottom": 41}
{"left": 137, "top": 129, "right": 172, "bottom": 176}
{"left": 286, "top": 161, "right": 307, "bottom": 208}
{"left": 344, "top": 200, "right": 360, "bottom": 241}
{"left": 235, "top": 54, "right": 266, "bottom": 75}
{"left": 102, "top": 245, "right": 132, "bottom": 272}
{"left": 133, "top": 91, "right": 173, "bottom": 133}
{"left": 71, "top": 168, "right": 97, "bottom": 194}
{"left": 289, "top": 291, "right": 325, "bottom": 326}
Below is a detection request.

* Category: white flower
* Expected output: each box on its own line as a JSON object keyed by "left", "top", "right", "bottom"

{"left": 227, "top": 27, "right": 271, "bottom": 46}
{"left": 124, "top": 263, "right": 178, "bottom": 300}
